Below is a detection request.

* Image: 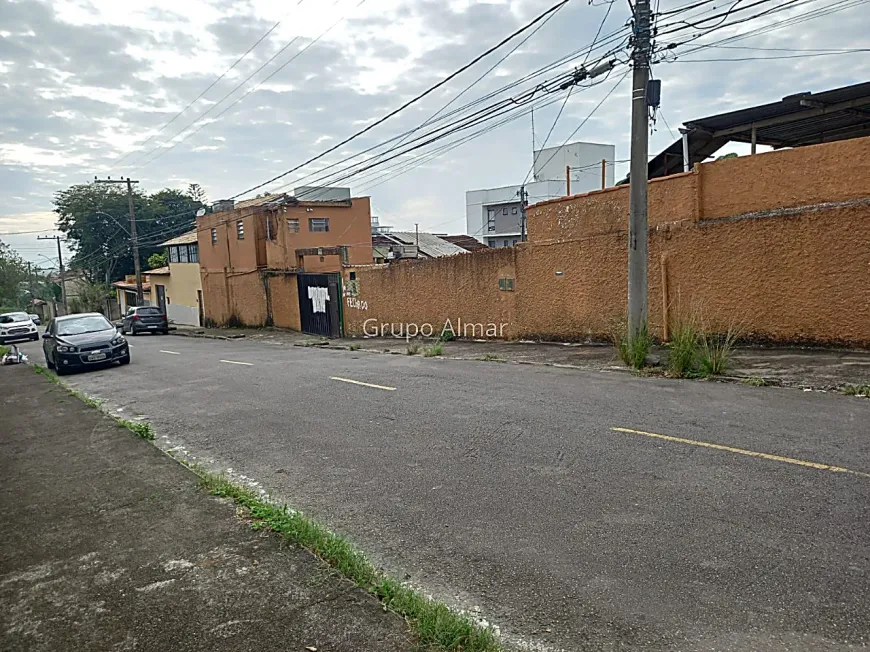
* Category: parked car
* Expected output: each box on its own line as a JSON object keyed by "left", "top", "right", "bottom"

{"left": 42, "top": 313, "right": 129, "bottom": 375}
{"left": 0, "top": 311, "right": 39, "bottom": 344}
{"left": 29, "top": 313, "right": 41, "bottom": 326}
{"left": 120, "top": 306, "right": 169, "bottom": 335}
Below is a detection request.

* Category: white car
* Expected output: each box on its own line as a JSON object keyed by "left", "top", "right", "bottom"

{"left": 0, "top": 311, "right": 39, "bottom": 344}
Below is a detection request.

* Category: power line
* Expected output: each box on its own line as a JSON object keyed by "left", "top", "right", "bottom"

{"left": 124, "top": 0, "right": 318, "bottom": 171}
{"left": 272, "top": 20, "right": 632, "bottom": 197}
{"left": 292, "top": 0, "right": 569, "bottom": 199}
{"left": 228, "top": 0, "right": 572, "bottom": 201}
{"left": 522, "top": 0, "right": 617, "bottom": 187}
{"left": 109, "top": 17, "right": 286, "bottom": 171}
{"left": 665, "top": 48, "right": 870, "bottom": 61}
{"left": 531, "top": 68, "right": 629, "bottom": 182}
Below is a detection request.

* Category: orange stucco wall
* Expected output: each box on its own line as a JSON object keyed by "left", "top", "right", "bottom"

{"left": 342, "top": 137, "right": 870, "bottom": 346}
{"left": 265, "top": 198, "right": 373, "bottom": 270}
{"left": 343, "top": 248, "right": 518, "bottom": 338}
{"left": 270, "top": 274, "right": 301, "bottom": 330}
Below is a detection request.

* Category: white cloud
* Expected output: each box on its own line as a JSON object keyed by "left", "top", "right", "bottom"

{"left": 0, "top": 0, "right": 868, "bottom": 249}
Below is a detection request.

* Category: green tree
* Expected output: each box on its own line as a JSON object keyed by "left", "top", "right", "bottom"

{"left": 54, "top": 184, "right": 204, "bottom": 284}
{"left": 0, "top": 241, "right": 29, "bottom": 310}
{"left": 187, "top": 183, "right": 207, "bottom": 204}
{"left": 69, "top": 281, "right": 114, "bottom": 315}
{"left": 147, "top": 252, "right": 168, "bottom": 269}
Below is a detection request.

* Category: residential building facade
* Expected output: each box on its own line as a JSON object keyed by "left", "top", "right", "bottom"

{"left": 197, "top": 191, "right": 373, "bottom": 334}
{"left": 148, "top": 231, "right": 204, "bottom": 327}
{"left": 466, "top": 141, "right": 615, "bottom": 247}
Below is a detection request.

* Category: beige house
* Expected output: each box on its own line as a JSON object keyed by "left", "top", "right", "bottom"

{"left": 148, "top": 231, "right": 204, "bottom": 327}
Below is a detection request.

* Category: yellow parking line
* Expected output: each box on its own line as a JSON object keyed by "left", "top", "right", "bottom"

{"left": 330, "top": 376, "right": 396, "bottom": 391}
{"left": 611, "top": 427, "right": 870, "bottom": 479}
{"left": 220, "top": 359, "right": 254, "bottom": 366}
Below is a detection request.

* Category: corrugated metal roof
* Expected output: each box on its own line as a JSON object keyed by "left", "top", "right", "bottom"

{"left": 386, "top": 232, "right": 467, "bottom": 257}
{"left": 161, "top": 230, "right": 198, "bottom": 246}
{"left": 645, "top": 81, "right": 870, "bottom": 180}
{"left": 440, "top": 234, "right": 489, "bottom": 252}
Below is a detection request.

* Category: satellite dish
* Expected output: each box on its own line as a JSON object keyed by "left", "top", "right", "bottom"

{"left": 195, "top": 208, "right": 206, "bottom": 217}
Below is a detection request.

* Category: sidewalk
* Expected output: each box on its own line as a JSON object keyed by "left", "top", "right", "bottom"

{"left": 0, "top": 366, "right": 415, "bottom": 652}
{"left": 172, "top": 325, "right": 870, "bottom": 390}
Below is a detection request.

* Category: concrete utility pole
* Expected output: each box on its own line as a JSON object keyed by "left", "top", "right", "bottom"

{"left": 518, "top": 185, "right": 529, "bottom": 242}
{"left": 95, "top": 177, "right": 142, "bottom": 304}
{"left": 37, "top": 235, "right": 68, "bottom": 314}
{"left": 627, "top": 0, "right": 652, "bottom": 341}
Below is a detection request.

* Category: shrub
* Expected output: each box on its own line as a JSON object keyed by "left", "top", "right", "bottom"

{"left": 424, "top": 342, "right": 443, "bottom": 357}
{"left": 611, "top": 319, "right": 651, "bottom": 369}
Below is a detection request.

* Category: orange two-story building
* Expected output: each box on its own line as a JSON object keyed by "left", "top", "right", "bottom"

{"left": 197, "top": 191, "right": 373, "bottom": 336}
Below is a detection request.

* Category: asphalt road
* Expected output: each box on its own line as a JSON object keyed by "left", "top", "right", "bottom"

{"left": 16, "top": 334, "right": 870, "bottom": 651}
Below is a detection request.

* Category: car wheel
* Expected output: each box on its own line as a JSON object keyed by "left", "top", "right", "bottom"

{"left": 119, "top": 353, "right": 131, "bottom": 365}
{"left": 46, "top": 355, "right": 55, "bottom": 370}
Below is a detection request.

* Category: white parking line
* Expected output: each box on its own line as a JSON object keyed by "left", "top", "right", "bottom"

{"left": 159, "top": 350, "right": 181, "bottom": 355}
{"left": 220, "top": 359, "right": 254, "bottom": 366}
{"left": 330, "top": 376, "right": 396, "bottom": 391}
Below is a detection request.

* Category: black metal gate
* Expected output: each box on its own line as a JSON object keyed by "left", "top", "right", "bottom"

{"left": 297, "top": 273, "right": 341, "bottom": 338}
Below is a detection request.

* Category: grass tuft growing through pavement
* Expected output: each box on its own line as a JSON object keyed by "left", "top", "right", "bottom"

{"left": 842, "top": 384, "right": 870, "bottom": 397}
{"left": 424, "top": 342, "right": 444, "bottom": 357}
{"left": 197, "top": 472, "right": 502, "bottom": 652}
{"left": 0, "top": 344, "right": 9, "bottom": 358}
{"left": 33, "top": 364, "right": 154, "bottom": 440}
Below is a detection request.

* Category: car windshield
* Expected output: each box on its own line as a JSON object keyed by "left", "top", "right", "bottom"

{"left": 57, "top": 315, "right": 113, "bottom": 336}
{"left": 137, "top": 307, "right": 163, "bottom": 315}
{"left": 0, "top": 312, "right": 30, "bottom": 324}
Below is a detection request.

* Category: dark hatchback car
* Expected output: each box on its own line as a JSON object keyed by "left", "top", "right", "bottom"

{"left": 121, "top": 306, "right": 169, "bottom": 335}
{"left": 43, "top": 313, "right": 130, "bottom": 375}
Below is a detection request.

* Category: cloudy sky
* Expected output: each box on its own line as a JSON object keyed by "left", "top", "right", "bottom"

{"left": 1, "top": 0, "right": 868, "bottom": 264}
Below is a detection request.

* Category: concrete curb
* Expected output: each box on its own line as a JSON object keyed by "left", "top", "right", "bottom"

{"left": 170, "top": 330, "right": 246, "bottom": 341}
{"left": 167, "top": 330, "right": 865, "bottom": 396}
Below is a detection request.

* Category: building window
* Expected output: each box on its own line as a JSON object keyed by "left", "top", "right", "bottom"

{"left": 309, "top": 217, "right": 329, "bottom": 232}
{"left": 287, "top": 218, "right": 299, "bottom": 233}
{"left": 211, "top": 228, "right": 217, "bottom": 245}
{"left": 189, "top": 243, "right": 199, "bottom": 263}
{"left": 502, "top": 207, "right": 508, "bottom": 215}
{"left": 237, "top": 220, "right": 245, "bottom": 239}
{"left": 487, "top": 209, "right": 495, "bottom": 218}
{"left": 499, "top": 278, "right": 515, "bottom": 291}
{"left": 169, "top": 246, "right": 179, "bottom": 263}
{"left": 512, "top": 239, "right": 518, "bottom": 246}
{"left": 265, "top": 215, "right": 275, "bottom": 241}
{"left": 503, "top": 239, "right": 509, "bottom": 247}
{"left": 512, "top": 207, "right": 518, "bottom": 214}
{"left": 179, "top": 244, "right": 189, "bottom": 262}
